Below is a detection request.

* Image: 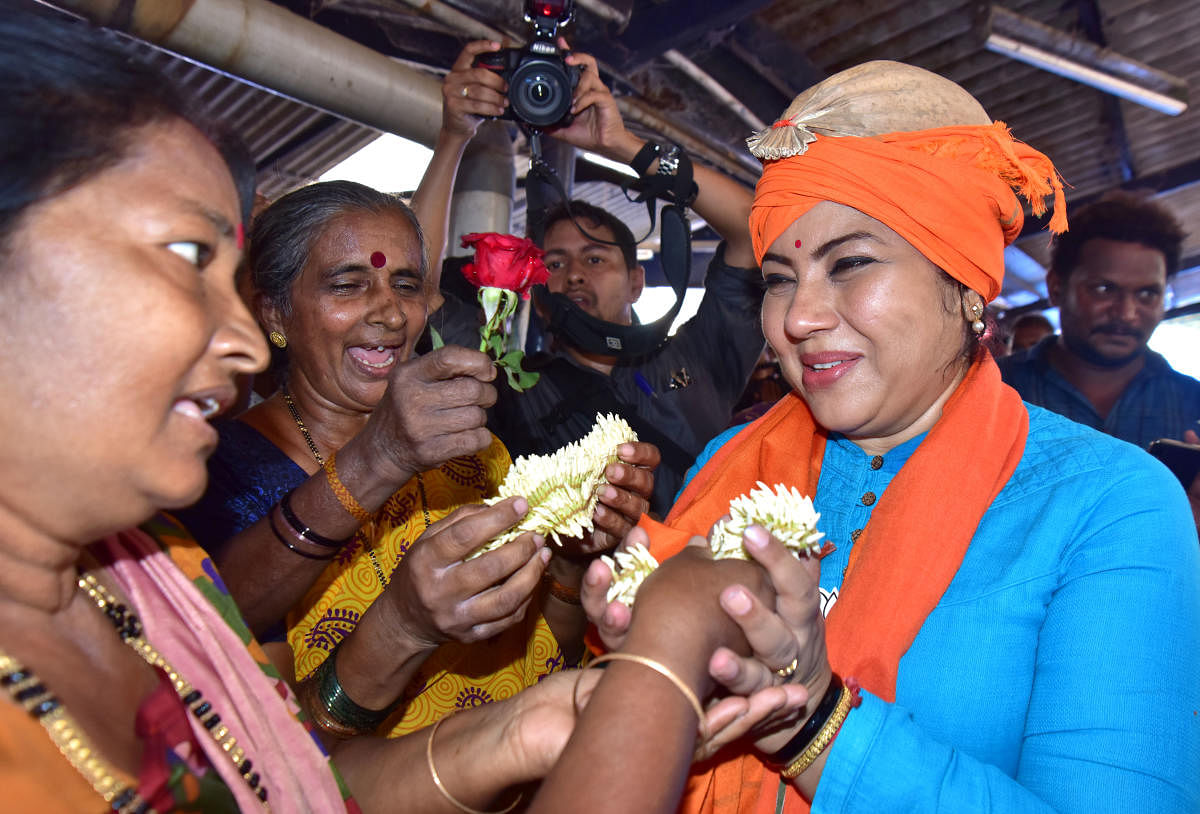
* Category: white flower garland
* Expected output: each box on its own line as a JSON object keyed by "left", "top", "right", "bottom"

{"left": 469, "top": 413, "right": 638, "bottom": 558}
{"left": 603, "top": 481, "right": 823, "bottom": 604}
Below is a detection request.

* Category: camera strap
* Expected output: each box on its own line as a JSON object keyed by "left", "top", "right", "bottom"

{"left": 525, "top": 134, "right": 694, "bottom": 359}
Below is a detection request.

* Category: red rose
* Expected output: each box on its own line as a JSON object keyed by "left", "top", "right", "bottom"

{"left": 460, "top": 232, "right": 549, "bottom": 299}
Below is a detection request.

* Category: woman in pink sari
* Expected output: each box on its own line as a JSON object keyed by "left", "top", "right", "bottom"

{"left": 0, "top": 4, "right": 590, "bottom": 811}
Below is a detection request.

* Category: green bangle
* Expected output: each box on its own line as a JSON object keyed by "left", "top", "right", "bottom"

{"left": 313, "top": 643, "right": 398, "bottom": 734}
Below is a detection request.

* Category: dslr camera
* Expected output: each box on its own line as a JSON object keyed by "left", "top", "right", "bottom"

{"left": 473, "top": 0, "right": 581, "bottom": 130}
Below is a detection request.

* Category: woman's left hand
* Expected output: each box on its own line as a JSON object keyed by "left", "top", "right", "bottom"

{"left": 694, "top": 681, "right": 811, "bottom": 762}
{"left": 707, "top": 525, "right": 832, "bottom": 754}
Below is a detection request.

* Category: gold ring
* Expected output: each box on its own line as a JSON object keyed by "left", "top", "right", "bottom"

{"left": 775, "top": 657, "right": 799, "bottom": 680}
{"left": 461, "top": 86, "right": 469, "bottom": 98}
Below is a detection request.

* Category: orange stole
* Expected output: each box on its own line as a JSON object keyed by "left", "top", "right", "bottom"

{"left": 642, "top": 353, "right": 1029, "bottom": 813}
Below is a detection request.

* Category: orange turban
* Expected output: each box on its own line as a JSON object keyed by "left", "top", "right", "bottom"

{"left": 749, "top": 122, "right": 1066, "bottom": 303}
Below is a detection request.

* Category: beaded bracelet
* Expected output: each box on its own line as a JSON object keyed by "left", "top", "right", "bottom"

{"left": 279, "top": 489, "right": 352, "bottom": 548}
{"left": 268, "top": 507, "right": 338, "bottom": 561}
{"left": 323, "top": 452, "right": 373, "bottom": 523}
{"left": 426, "top": 715, "right": 522, "bottom": 814}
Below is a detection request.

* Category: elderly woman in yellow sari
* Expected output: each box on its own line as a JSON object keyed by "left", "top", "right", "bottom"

{"left": 176, "top": 40, "right": 659, "bottom": 739}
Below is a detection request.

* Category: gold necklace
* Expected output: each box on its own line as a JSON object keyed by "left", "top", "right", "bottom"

{"left": 0, "top": 576, "right": 272, "bottom": 811}
{"left": 0, "top": 647, "right": 154, "bottom": 813}
{"left": 78, "top": 573, "right": 270, "bottom": 808}
{"left": 280, "top": 388, "right": 390, "bottom": 588}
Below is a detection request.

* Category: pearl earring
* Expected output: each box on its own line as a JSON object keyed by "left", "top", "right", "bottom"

{"left": 969, "top": 302, "right": 985, "bottom": 335}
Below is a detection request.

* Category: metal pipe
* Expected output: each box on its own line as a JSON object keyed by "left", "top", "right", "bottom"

{"left": 575, "top": 0, "right": 632, "bottom": 32}
{"left": 55, "top": 0, "right": 759, "bottom": 182}
{"left": 49, "top": 0, "right": 448, "bottom": 146}
{"left": 448, "top": 120, "right": 517, "bottom": 253}
{"left": 663, "top": 49, "right": 767, "bottom": 132}
{"left": 383, "top": 0, "right": 511, "bottom": 43}
{"left": 987, "top": 5, "right": 1187, "bottom": 115}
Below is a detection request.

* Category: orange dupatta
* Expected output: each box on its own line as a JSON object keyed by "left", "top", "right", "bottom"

{"left": 641, "top": 352, "right": 1028, "bottom": 814}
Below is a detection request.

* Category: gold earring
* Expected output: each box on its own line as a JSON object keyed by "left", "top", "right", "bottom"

{"left": 269, "top": 330, "right": 288, "bottom": 349}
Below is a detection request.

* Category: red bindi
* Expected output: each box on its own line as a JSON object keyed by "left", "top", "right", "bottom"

{"left": 370, "top": 251, "right": 387, "bottom": 268}
{"left": 794, "top": 239, "right": 803, "bottom": 249}
{"left": 236, "top": 223, "right": 245, "bottom": 251}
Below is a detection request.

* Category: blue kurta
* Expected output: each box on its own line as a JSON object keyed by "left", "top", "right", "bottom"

{"left": 686, "top": 403, "right": 1200, "bottom": 812}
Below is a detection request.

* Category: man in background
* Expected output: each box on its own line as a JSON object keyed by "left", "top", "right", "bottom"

{"left": 1000, "top": 192, "right": 1200, "bottom": 449}
{"left": 1005, "top": 312, "right": 1054, "bottom": 355}
{"left": 487, "top": 51, "right": 764, "bottom": 517}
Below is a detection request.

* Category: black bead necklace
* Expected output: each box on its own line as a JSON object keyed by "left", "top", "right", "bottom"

{"left": 78, "top": 573, "right": 271, "bottom": 808}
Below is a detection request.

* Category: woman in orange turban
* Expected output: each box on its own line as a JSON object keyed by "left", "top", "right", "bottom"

{"left": 531, "top": 61, "right": 1199, "bottom": 814}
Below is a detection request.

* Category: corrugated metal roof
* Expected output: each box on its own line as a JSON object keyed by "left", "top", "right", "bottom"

{"left": 112, "top": 0, "right": 1200, "bottom": 306}
{"left": 135, "top": 41, "right": 382, "bottom": 199}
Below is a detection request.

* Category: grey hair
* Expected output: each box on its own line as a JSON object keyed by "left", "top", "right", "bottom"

{"left": 248, "top": 179, "right": 428, "bottom": 319}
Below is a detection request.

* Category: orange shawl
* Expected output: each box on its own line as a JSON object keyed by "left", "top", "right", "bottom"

{"left": 642, "top": 353, "right": 1028, "bottom": 813}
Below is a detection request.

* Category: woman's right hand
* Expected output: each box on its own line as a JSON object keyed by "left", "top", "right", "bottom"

{"left": 359, "top": 345, "right": 497, "bottom": 487}
{"left": 706, "top": 525, "right": 832, "bottom": 755}
{"left": 378, "top": 496, "right": 549, "bottom": 649}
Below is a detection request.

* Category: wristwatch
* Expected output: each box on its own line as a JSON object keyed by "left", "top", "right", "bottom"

{"left": 630, "top": 140, "right": 662, "bottom": 176}
{"left": 656, "top": 145, "right": 682, "bottom": 178}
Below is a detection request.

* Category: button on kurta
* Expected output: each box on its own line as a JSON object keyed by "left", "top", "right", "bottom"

{"left": 850, "top": 528, "right": 863, "bottom": 542}
{"left": 861, "top": 491, "right": 876, "bottom": 506}
{"left": 870, "top": 455, "right": 884, "bottom": 470}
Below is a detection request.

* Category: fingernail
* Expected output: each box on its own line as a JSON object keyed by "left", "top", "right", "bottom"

{"left": 533, "top": 533, "right": 545, "bottom": 548}
{"left": 540, "top": 548, "right": 551, "bottom": 564}
{"left": 744, "top": 526, "right": 768, "bottom": 550}
{"left": 724, "top": 588, "right": 751, "bottom": 615}
{"left": 602, "top": 485, "right": 617, "bottom": 501}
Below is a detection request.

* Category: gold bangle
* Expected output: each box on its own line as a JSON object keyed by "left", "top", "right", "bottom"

{"left": 576, "top": 653, "right": 708, "bottom": 740}
{"left": 780, "top": 686, "right": 853, "bottom": 779}
{"left": 323, "top": 452, "right": 372, "bottom": 524}
{"left": 426, "top": 716, "right": 521, "bottom": 814}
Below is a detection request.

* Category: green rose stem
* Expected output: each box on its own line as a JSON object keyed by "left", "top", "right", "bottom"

{"left": 477, "top": 285, "right": 540, "bottom": 392}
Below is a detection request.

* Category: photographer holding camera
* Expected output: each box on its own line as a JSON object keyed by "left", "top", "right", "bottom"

{"left": 437, "top": 22, "right": 761, "bottom": 503}
{"left": 484, "top": 45, "right": 765, "bottom": 521}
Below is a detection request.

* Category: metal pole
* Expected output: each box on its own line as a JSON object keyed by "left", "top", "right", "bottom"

{"left": 48, "top": 0, "right": 447, "bottom": 146}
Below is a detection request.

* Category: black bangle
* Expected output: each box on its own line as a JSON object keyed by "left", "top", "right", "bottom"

{"left": 279, "top": 489, "right": 353, "bottom": 548}
{"left": 268, "top": 508, "right": 338, "bottom": 561}
{"left": 313, "top": 642, "right": 398, "bottom": 734}
{"left": 629, "top": 140, "right": 662, "bottom": 176}
{"left": 763, "top": 674, "right": 844, "bottom": 769}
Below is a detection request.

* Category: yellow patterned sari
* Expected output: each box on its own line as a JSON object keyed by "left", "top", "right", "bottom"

{"left": 286, "top": 434, "right": 567, "bottom": 736}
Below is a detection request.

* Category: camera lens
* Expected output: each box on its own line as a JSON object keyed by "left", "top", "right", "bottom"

{"left": 510, "top": 59, "right": 572, "bottom": 127}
